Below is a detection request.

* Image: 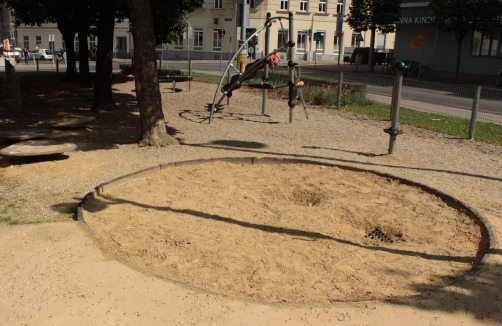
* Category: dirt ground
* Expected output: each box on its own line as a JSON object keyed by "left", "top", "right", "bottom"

{"left": 0, "top": 75, "right": 501, "bottom": 326}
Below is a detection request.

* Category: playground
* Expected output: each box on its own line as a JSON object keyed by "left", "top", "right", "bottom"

{"left": 0, "top": 76, "right": 501, "bottom": 325}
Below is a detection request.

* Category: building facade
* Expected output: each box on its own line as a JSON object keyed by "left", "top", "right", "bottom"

{"left": 393, "top": 0, "right": 502, "bottom": 76}
{"left": 6, "top": 0, "right": 397, "bottom": 63}
{"left": 165, "top": 0, "right": 395, "bottom": 63}
{"left": 13, "top": 21, "right": 130, "bottom": 58}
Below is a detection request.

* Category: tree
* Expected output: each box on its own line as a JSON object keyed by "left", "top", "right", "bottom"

{"left": 125, "top": 0, "right": 202, "bottom": 146}
{"left": 126, "top": 0, "right": 178, "bottom": 146}
{"left": 92, "top": 0, "right": 119, "bottom": 112}
{"left": 346, "top": 0, "right": 402, "bottom": 72}
{"left": 429, "top": 0, "right": 502, "bottom": 80}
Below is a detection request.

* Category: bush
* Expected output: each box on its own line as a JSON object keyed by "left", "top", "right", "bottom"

{"left": 119, "top": 64, "right": 184, "bottom": 77}
{"left": 119, "top": 64, "right": 133, "bottom": 75}
{"left": 157, "top": 69, "right": 183, "bottom": 76}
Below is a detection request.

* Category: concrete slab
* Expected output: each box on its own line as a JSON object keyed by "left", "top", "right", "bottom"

{"left": 44, "top": 116, "right": 96, "bottom": 129}
{"left": 0, "top": 128, "right": 52, "bottom": 141}
{"left": 0, "top": 140, "right": 77, "bottom": 157}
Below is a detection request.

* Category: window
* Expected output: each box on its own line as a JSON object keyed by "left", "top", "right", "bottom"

{"left": 213, "top": 29, "right": 222, "bottom": 51}
{"left": 194, "top": 28, "right": 203, "bottom": 51}
{"left": 174, "top": 35, "right": 183, "bottom": 50}
{"left": 214, "top": 0, "right": 222, "bottom": 9}
{"left": 377, "top": 33, "right": 385, "bottom": 50}
{"left": 300, "top": 0, "right": 308, "bottom": 11}
{"left": 471, "top": 29, "right": 502, "bottom": 57}
{"left": 62, "top": 40, "right": 66, "bottom": 51}
{"left": 337, "top": 0, "right": 343, "bottom": 13}
{"left": 315, "top": 32, "right": 325, "bottom": 54}
{"left": 49, "top": 41, "right": 54, "bottom": 51}
{"left": 297, "top": 30, "right": 308, "bottom": 53}
{"left": 74, "top": 36, "right": 79, "bottom": 52}
{"left": 89, "top": 36, "right": 97, "bottom": 48}
{"left": 247, "top": 0, "right": 255, "bottom": 9}
{"left": 319, "top": 0, "right": 326, "bottom": 13}
{"left": 333, "top": 34, "right": 339, "bottom": 55}
{"left": 277, "top": 29, "right": 288, "bottom": 51}
{"left": 36, "top": 36, "right": 41, "bottom": 47}
{"left": 23, "top": 36, "right": 29, "bottom": 49}
{"left": 280, "top": 0, "right": 288, "bottom": 10}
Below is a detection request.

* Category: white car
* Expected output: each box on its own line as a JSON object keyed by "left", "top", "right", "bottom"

{"left": 30, "top": 48, "right": 53, "bottom": 60}
{"left": 1, "top": 46, "right": 21, "bottom": 63}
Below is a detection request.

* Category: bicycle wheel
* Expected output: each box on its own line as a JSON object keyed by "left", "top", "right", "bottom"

{"left": 420, "top": 65, "right": 432, "bottom": 78}
{"left": 388, "top": 66, "right": 396, "bottom": 75}
{"left": 494, "top": 74, "right": 502, "bottom": 87}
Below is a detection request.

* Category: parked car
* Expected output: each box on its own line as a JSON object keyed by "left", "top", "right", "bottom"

{"left": 30, "top": 48, "right": 53, "bottom": 60}
{"left": 0, "top": 45, "right": 21, "bottom": 63}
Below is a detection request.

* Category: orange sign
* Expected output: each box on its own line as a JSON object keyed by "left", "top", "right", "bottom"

{"left": 410, "top": 35, "right": 425, "bottom": 49}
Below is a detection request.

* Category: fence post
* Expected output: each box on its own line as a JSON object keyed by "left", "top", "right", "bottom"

{"left": 469, "top": 86, "right": 481, "bottom": 140}
{"left": 36, "top": 59, "right": 39, "bottom": 72}
{"left": 13, "top": 76, "right": 21, "bottom": 114}
{"left": 189, "top": 59, "right": 192, "bottom": 92}
{"left": 56, "top": 58, "right": 59, "bottom": 76}
{"left": 337, "top": 71, "right": 343, "bottom": 108}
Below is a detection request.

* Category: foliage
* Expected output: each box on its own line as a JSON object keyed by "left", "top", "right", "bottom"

{"left": 149, "top": 0, "right": 204, "bottom": 44}
{"left": 428, "top": 0, "right": 502, "bottom": 79}
{"left": 346, "top": 0, "right": 402, "bottom": 34}
{"left": 346, "top": 0, "right": 402, "bottom": 71}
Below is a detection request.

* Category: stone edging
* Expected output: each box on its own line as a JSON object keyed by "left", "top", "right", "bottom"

{"left": 77, "top": 156, "right": 498, "bottom": 301}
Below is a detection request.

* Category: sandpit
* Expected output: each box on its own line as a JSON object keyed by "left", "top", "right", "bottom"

{"left": 81, "top": 158, "right": 489, "bottom": 305}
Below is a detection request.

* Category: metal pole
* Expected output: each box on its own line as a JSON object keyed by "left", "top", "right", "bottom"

{"left": 227, "top": 69, "right": 231, "bottom": 105}
{"left": 308, "top": 15, "right": 314, "bottom": 66}
{"left": 288, "top": 11, "right": 296, "bottom": 123}
{"left": 337, "top": 71, "right": 343, "bottom": 108}
{"left": 262, "top": 12, "right": 271, "bottom": 115}
{"left": 189, "top": 59, "right": 192, "bottom": 91}
{"left": 432, "top": 29, "right": 438, "bottom": 77}
{"left": 36, "top": 58, "right": 39, "bottom": 72}
{"left": 56, "top": 57, "right": 59, "bottom": 76}
{"left": 337, "top": 0, "right": 346, "bottom": 66}
{"left": 469, "top": 86, "right": 481, "bottom": 140}
{"left": 240, "top": 0, "right": 246, "bottom": 73}
{"left": 220, "top": 37, "right": 223, "bottom": 73}
{"left": 387, "top": 71, "right": 404, "bottom": 154}
{"left": 296, "top": 66, "right": 301, "bottom": 99}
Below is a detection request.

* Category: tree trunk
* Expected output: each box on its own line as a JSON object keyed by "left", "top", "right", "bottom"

{"left": 126, "top": 0, "right": 178, "bottom": 146}
{"left": 74, "top": 0, "right": 91, "bottom": 88}
{"left": 369, "top": 27, "right": 376, "bottom": 72}
{"left": 56, "top": 18, "right": 78, "bottom": 81}
{"left": 92, "top": 0, "right": 118, "bottom": 112}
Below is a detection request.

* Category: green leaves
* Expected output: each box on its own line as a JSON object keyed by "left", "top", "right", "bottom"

{"left": 346, "top": 0, "right": 402, "bottom": 34}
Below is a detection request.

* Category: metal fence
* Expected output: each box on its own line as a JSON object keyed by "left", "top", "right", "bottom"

{"left": 5, "top": 58, "right": 501, "bottom": 141}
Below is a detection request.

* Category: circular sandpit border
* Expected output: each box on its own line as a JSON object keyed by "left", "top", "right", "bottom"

{"left": 77, "top": 157, "right": 498, "bottom": 304}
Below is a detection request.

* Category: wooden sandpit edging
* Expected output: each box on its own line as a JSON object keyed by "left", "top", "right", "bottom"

{"left": 77, "top": 156, "right": 498, "bottom": 304}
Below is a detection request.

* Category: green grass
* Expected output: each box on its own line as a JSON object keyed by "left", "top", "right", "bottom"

{"left": 0, "top": 196, "right": 66, "bottom": 225}
{"left": 344, "top": 102, "right": 502, "bottom": 145}
{"left": 186, "top": 71, "right": 501, "bottom": 146}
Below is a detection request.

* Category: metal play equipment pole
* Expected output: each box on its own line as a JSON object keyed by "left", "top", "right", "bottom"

{"left": 384, "top": 61, "right": 406, "bottom": 154}
{"left": 262, "top": 12, "right": 271, "bottom": 115}
{"left": 287, "top": 11, "right": 296, "bottom": 123}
